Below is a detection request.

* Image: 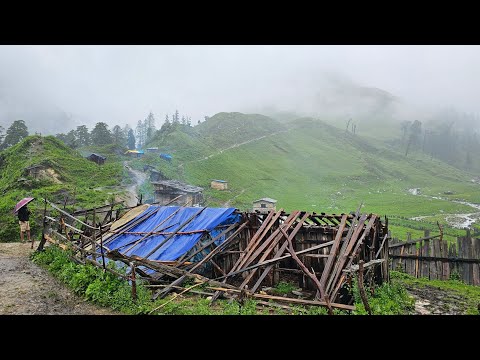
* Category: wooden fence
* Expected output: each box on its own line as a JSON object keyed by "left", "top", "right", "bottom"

{"left": 389, "top": 230, "right": 480, "bottom": 286}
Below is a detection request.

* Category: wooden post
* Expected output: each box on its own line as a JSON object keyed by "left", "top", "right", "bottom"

{"left": 423, "top": 238, "right": 430, "bottom": 280}
{"left": 91, "top": 207, "right": 96, "bottom": 261}
{"left": 37, "top": 197, "right": 49, "bottom": 251}
{"left": 357, "top": 260, "right": 371, "bottom": 315}
{"left": 130, "top": 262, "right": 137, "bottom": 302}
{"left": 99, "top": 224, "right": 106, "bottom": 271}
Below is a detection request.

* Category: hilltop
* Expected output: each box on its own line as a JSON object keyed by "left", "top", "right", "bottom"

{"left": 2, "top": 112, "right": 480, "bottom": 243}
{"left": 0, "top": 135, "right": 124, "bottom": 241}
{"left": 138, "top": 112, "right": 480, "bottom": 240}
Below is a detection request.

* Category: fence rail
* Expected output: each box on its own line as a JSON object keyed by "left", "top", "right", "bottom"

{"left": 388, "top": 230, "right": 480, "bottom": 286}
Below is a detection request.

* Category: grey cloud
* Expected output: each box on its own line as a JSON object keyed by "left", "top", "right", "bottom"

{"left": 1, "top": 45, "right": 480, "bottom": 134}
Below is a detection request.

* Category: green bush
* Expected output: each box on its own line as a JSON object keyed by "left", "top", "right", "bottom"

{"left": 352, "top": 278, "right": 415, "bottom": 315}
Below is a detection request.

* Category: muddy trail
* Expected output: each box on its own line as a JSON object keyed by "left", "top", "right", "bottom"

{"left": 0, "top": 242, "right": 118, "bottom": 315}
{"left": 123, "top": 161, "right": 147, "bottom": 207}
{"left": 405, "top": 284, "right": 472, "bottom": 315}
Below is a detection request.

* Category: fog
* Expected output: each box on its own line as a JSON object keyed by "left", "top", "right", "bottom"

{"left": 1, "top": 45, "right": 480, "bottom": 134}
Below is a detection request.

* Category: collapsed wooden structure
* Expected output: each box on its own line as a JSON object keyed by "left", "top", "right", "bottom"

{"left": 38, "top": 199, "right": 389, "bottom": 313}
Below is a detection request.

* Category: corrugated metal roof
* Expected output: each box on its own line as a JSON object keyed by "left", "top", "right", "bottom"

{"left": 151, "top": 180, "right": 203, "bottom": 193}
{"left": 89, "top": 153, "right": 106, "bottom": 160}
{"left": 253, "top": 197, "right": 277, "bottom": 203}
{"left": 211, "top": 179, "right": 227, "bottom": 183}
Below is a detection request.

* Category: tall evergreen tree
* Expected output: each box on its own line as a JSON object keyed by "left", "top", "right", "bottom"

{"left": 65, "top": 129, "right": 78, "bottom": 148}
{"left": 135, "top": 120, "right": 146, "bottom": 148}
{"left": 0, "top": 125, "right": 5, "bottom": 148}
{"left": 90, "top": 122, "right": 113, "bottom": 146}
{"left": 160, "top": 114, "right": 171, "bottom": 133}
{"left": 145, "top": 111, "right": 156, "bottom": 143}
{"left": 112, "top": 125, "right": 126, "bottom": 146}
{"left": 127, "top": 128, "right": 136, "bottom": 150}
{"left": 75, "top": 125, "right": 91, "bottom": 147}
{"left": 173, "top": 109, "right": 180, "bottom": 124}
{"left": 2, "top": 120, "right": 29, "bottom": 149}
{"left": 405, "top": 120, "right": 422, "bottom": 157}
{"left": 55, "top": 133, "right": 67, "bottom": 143}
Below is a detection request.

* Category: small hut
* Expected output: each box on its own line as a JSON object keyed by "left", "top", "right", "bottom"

{"left": 86, "top": 153, "right": 106, "bottom": 165}
{"left": 252, "top": 197, "right": 277, "bottom": 213}
{"left": 152, "top": 180, "right": 204, "bottom": 206}
{"left": 211, "top": 179, "right": 228, "bottom": 190}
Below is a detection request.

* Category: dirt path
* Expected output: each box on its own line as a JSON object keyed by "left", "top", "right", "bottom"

{"left": 405, "top": 285, "right": 470, "bottom": 315}
{"left": 123, "top": 161, "right": 147, "bottom": 207}
{"left": 0, "top": 242, "right": 118, "bottom": 315}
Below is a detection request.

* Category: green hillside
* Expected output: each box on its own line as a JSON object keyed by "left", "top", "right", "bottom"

{"left": 3, "top": 112, "right": 478, "bottom": 243}
{"left": 0, "top": 135, "right": 123, "bottom": 241}
{"left": 138, "top": 112, "right": 480, "bottom": 241}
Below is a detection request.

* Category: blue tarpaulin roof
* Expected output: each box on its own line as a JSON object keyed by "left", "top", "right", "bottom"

{"left": 103, "top": 206, "right": 240, "bottom": 262}
{"left": 160, "top": 153, "right": 172, "bottom": 160}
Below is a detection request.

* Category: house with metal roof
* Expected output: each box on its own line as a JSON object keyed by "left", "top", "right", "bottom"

{"left": 211, "top": 179, "right": 228, "bottom": 190}
{"left": 151, "top": 180, "right": 204, "bottom": 206}
{"left": 86, "top": 153, "right": 107, "bottom": 165}
{"left": 252, "top": 197, "right": 277, "bottom": 213}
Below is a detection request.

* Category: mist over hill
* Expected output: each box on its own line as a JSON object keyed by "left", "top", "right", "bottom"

{"left": 0, "top": 89, "right": 78, "bottom": 135}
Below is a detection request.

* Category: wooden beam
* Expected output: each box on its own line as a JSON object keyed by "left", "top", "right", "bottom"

{"left": 153, "top": 221, "right": 249, "bottom": 299}
{"left": 249, "top": 212, "right": 310, "bottom": 293}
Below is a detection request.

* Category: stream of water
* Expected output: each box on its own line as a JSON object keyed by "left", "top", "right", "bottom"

{"left": 408, "top": 188, "right": 480, "bottom": 229}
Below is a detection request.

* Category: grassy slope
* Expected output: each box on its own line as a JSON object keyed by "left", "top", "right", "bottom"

{"left": 0, "top": 135, "right": 123, "bottom": 241}
{"left": 138, "top": 113, "right": 480, "bottom": 241}
{"left": 11, "top": 113, "right": 473, "bottom": 243}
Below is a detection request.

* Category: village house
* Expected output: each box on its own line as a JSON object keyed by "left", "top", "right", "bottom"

{"left": 252, "top": 197, "right": 277, "bottom": 213}
{"left": 146, "top": 147, "right": 159, "bottom": 153}
{"left": 86, "top": 153, "right": 106, "bottom": 165}
{"left": 151, "top": 179, "right": 204, "bottom": 206}
{"left": 211, "top": 179, "right": 228, "bottom": 190}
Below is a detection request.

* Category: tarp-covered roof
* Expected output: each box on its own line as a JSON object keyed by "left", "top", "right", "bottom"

{"left": 103, "top": 206, "right": 239, "bottom": 261}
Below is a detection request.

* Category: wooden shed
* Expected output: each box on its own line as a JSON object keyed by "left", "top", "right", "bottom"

{"left": 152, "top": 180, "right": 204, "bottom": 206}
{"left": 253, "top": 197, "right": 277, "bottom": 213}
{"left": 211, "top": 179, "right": 228, "bottom": 190}
{"left": 86, "top": 153, "right": 106, "bottom": 165}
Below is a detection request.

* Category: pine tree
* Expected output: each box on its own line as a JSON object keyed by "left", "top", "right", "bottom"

{"left": 112, "top": 125, "right": 127, "bottom": 147}
{"left": 90, "top": 122, "right": 113, "bottom": 146}
{"left": 0, "top": 125, "right": 4, "bottom": 147}
{"left": 173, "top": 110, "right": 180, "bottom": 124}
{"left": 135, "top": 120, "right": 146, "bottom": 148}
{"left": 127, "top": 129, "right": 136, "bottom": 150}
{"left": 75, "top": 125, "right": 91, "bottom": 147}
{"left": 65, "top": 129, "right": 78, "bottom": 148}
{"left": 145, "top": 112, "right": 156, "bottom": 143}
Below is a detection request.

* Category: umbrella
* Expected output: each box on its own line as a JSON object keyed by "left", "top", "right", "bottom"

{"left": 13, "top": 197, "right": 35, "bottom": 214}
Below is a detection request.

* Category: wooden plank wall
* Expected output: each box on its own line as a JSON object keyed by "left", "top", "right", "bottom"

{"left": 389, "top": 230, "right": 480, "bottom": 286}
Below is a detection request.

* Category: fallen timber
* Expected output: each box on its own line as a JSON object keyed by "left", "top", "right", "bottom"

{"left": 40, "top": 199, "right": 389, "bottom": 313}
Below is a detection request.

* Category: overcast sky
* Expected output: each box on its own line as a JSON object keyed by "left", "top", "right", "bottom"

{"left": 1, "top": 45, "right": 480, "bottom": 133}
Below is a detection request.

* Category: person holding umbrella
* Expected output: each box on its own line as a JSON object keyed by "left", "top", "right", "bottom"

{"left": 14, "top": 197, "right": 34, "bottom": 248}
